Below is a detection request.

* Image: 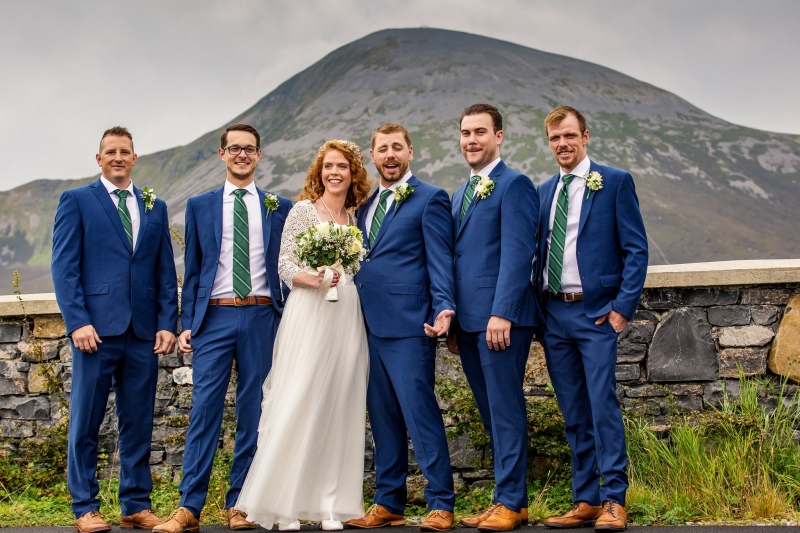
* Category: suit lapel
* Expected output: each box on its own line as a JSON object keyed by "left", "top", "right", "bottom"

{"left": 132, "top": 185, "right": 148, "bottom": 256}
{"left": 209, "top": 187, "right": 224, "bottom": 253}
{"left": 457, "top": 162, "right": 505, "bottom": 239}
{"left": 256, "top": 188, "right": 272, "bottom": 258}
{"left": 91, "top": 179, "right": 133, "bottom": 253}
{"left": 577, "top": 161, "right": 599, "bottom": 236}
{"left": 368, "top": 175, "right": 419, "bottom": 252}
{"left": 359, "top": 188, "right": 379, "bottom": 251}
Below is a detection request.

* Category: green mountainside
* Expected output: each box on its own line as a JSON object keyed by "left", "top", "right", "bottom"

{"left": 2, "top": 28, "right": 798, "bottom": 293}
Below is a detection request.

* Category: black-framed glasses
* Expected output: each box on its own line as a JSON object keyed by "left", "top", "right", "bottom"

{"left": 224, "top": 145, "right": 259, "bottom": 156}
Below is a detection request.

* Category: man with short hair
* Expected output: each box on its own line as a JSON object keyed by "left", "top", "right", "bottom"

{"left": 52, "top": 126, "right": 178, "bottom": 533}
{"left": 347, "top": 123, "right": 456, "bottom": 532}
{"left": 155, "top": 124, "right": 291, "bottom": 533}
{"left": 537, "top": 106, "right": 648, "bottom": 531}
{"left": 448, "top": 103, "right": 539, "bottom": 532}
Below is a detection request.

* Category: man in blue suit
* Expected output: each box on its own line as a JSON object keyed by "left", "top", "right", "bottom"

{"left": 52, "top": 126, "right": 178, "bottom": 533}
{"left": 448, "top": 104, "right": 539, "bottom": 532}
{"left": 537, "top": 106, "right": 647, "bottom": 531}
{"left": 155, "top": 124, "right": 291, "bottom": 533}
{"left": 346, "top": 123, "right": 456, "bottom": 532}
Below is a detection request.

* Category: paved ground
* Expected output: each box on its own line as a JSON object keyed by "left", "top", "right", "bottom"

{"left": 2, "top": 526, "right": 800, "bottom": 532}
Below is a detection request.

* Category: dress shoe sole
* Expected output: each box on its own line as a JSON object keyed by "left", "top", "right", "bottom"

{"left": 153, "top": 527, "right": 199, "bottom": 533}
{"left": 75, "top": 527, "right": 111, "bottom": 533}
{"left": 120, "top": 524, "right": 161, "bottom": 530}
{"left": 477, "top": 524, "right": 521, "bottom": 532}
{"left": 420, "top": 524, "right": 454, "bottom": 532}
{"left": 594, "top": 525, "right": 626, "bottom": 531}
{"left": 345, "top": 519, "right": 406, "bottom": 529}
{"left": 229, "top": 525, "right": 256, "bottom": 531}
{"left": 544, "top": 521, "right": 597, "bottom": 529}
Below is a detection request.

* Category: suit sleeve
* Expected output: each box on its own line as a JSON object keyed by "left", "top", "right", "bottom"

{"left": 155, "top": 200, "right": 179, "bottom": 333}
{"left": 51, "top": 190, "right": 91, "bottom": 335}
{"left": 611, "top": 173, "right": 648, "bottom": 319}
{"left": 422, "top": 188, "right": 456, "bottom": 318}
{"left": 181, "top": 199, "right": 200, "bottom": 331}
{"left": 491, "top": 175, "right": 539, "bottom": 321}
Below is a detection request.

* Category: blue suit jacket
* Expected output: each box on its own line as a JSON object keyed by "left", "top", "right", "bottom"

{"left": 452, "top": 161, "right": 539, "bottom": 333}
{"left": 355, "top": 176, "right": 455, "bottom": 338}
{"left": 181, "top": 186, "right": 291, "bottom": 335}
{"left": 52, "top": 179, "right": 178, "bottom": 339}
{"left": 536, "top": 161, "right": 648, "bottom": 320}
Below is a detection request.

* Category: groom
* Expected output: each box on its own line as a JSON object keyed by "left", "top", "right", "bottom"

{"left": 349, "top": 123, "right": 456, "bottom": 532}
{"left": 537, "top": 106, "right": 647, "bottom": 531}
{"left": 156, "top": 124, "right": 291, "bottom": 533}
{"left": 52, "top": 126, "right": 178, "bottom": 532}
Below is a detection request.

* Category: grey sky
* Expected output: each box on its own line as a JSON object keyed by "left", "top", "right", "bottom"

{"left": 1, "top": 0, "right": 797, "bottom": 191}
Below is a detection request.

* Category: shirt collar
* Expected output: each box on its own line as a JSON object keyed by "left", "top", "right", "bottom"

{"left": 100, "top": 175, "right": 133, "bottom": 194}
{"left": 560, "top": 156, "right": 591, "bottom": 180}
{"left": 224, "top": 179, "right": 258, "bottom": 196}
{"left": 380, "top": 170, "right": 413, "bottom": 193}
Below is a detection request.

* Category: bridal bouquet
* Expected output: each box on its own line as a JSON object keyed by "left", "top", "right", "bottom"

{"left": 295, "top": 222, "right": 366, "bottom": 301}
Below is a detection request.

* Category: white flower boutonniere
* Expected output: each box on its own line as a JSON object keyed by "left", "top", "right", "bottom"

{"left": 474, "top": 176, "right": 495, "bottom": 200}
{"left": 263, "top": 193, "right": 279, "bottom": 217}
{"left": 393, "top": 183, "right": 414, "bottom": 210}
{"left": 141, "top": 187, "right": 156, "bottom": 211}
{"left": 585, "top": 171, "right": 603, "bottom": 200}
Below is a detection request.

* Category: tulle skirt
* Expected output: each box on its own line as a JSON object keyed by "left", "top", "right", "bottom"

{"left": 236, "top": 282, "right": 369, "bottom": 527}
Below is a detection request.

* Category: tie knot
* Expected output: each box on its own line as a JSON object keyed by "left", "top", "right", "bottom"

{"left": 233, "top": 189, "right": 247, "bottom": 199}
{"left": 379, "top": 189, "right": 393, "bottom": 202}
{"left": 114, "top": 189, "right": 128, "bottom": 200}
{"left": 470, "top": 175, "right": 481, "bottom": 186}
{"left": 562, "top": 173, "right": 576, "bottom": 187}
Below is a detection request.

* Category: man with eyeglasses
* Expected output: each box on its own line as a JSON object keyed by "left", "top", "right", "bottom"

{"left": 52, "top": 126, "right": 178, "bottom": 533}
{"left": 155, "top": 124, "right": 291, "bottom": 533}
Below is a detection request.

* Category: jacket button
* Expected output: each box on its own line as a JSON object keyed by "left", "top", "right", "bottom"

{"left": 366, "top": 258, "right": 371, "bottom": 263}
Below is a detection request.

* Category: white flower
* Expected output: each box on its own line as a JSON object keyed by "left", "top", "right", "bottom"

{"left": 474, "top": 176, "right": 495, "bottom": 200}
{"left": 263, "top": 193, "right": 279, "bottom": 216}
{"left": 585, "top": 171, "right": 603, "bottom": 199}
{"left": 141, "top": 187, "right": 156, "bottom": 211}
{"left": 394, "top": 183, "right": 414, "bottom": 209}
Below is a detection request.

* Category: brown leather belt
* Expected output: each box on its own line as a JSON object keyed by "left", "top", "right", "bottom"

{"left": 549, "top": 292, "right": 583, "bottom": 302}
{"left": 208, "top": 296, "right": 272, "bottom": 306}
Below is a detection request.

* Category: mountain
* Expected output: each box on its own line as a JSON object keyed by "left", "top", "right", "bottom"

{"left": 2, "top": 28, "right": 799, "bottom": 294}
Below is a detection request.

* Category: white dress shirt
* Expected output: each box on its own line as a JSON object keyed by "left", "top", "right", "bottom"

{"left": 543, "top": 156, "right": 591, "bottom": 293}
{"left": 365, "top": 170, "right": 413, "bottom": 231}
{"left": 100, "top": 176, "right": 140, "bottom": 251}
{"left": 211, "top": 180, "right": 270, "bottom": 298}
{"left": 467, "top": 157, "right": 502, "bottom": 201}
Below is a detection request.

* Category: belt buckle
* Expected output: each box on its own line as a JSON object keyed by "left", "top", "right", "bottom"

{"left": 234, "top": 297, "right": 244, "bottom": 307}
{"left": 565, "top": 293, "right": 575, "bottom": 302}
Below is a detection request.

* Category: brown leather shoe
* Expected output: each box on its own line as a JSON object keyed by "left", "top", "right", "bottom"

{"left": 520, "top": 508, "right": 528, "bottom": 526}
{"left": 594, "top": 502, "right": 626, "bottom": 531}
{"left": 344, "top": 504, "right": 405, "bottom": 528}
{"left": 75, "top": 510, "right": 111, "bottom": 533}
{"left": 227, "top": 508, "right": 255, "bottom": 530}
{"left": 152, "top": 508, "right": 200, "bottom": 533}
{"left": 460, "top": 504, "right": 499, "bottom": 528}
{"left": 121, "top": 509, "right": 166, "bottom": 530}
{"left": 476, "top": 504, "right": 522, "bottom": 532}
{"left": 545, "top": 502, "right": 603, "bottom": 529}
{"left": 420, "top": 510, "right": 454, "bottom": 531}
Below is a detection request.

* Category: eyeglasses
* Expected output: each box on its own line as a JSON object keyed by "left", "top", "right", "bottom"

{"left": 224, "top": 145, "right": 259, "bottom": 156}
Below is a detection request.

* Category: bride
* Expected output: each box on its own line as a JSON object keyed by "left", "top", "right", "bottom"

{"left": 236, "top": 140, "right": 372, "bottom": 531}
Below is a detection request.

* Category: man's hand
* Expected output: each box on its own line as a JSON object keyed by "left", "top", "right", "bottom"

{"left": 486, "top": 316, "right": 512, "bottom": 351}
{"left": 595, "top": 309, "right": 629, "bottom": 333}
{"left": 424, "top": 309, "right": 454, "bottom": 338}
{"left": 177, "top": 330, "right": 193, "bottom": 353}
{"left": 446, "top": 331, "right": 460, "bottom": 355}
{"left": 154, "top": 330, "right": 177, "bottom": 354}
{"left": 71, "top": 325, "right": 101, "bottom": 353}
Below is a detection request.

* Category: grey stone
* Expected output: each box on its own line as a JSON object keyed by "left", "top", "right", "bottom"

{"left": 0, "top": 396, "right": 50, "bottom": 419}
{"left": 640, "top": 289, "right": 682, "bottom": 310}
{"left": 624, "top": 384, "right": 667, "bottom": 398}
{"left": 683, "top": 289, "right": 739, "bottom": 306}
{"left": 0, "top": 418, "right": 34, "bottom": 438}
{"left": 718, "top": 325, "right": 774, "bottom": 347}
{"left": 740, "top": 288, "right": 793, "bottom": 305}
{"left": 0, "top": 323, "right": 23, "bottom": 343}
{"left": 19, "top": 339, "right": 60, "bottom": 362}
{"left": 448, "top": 433, "right": 484, "bottom": 469}
{"left": 149, "top": 450, "right": 165, "bottom": 465}
{"left": 59, "top": 345, "right": 72, "bottom": 362}
{"left": 674, "top": 395, "right": 704, "bottom": 412}
{"left": 462, "top": 469, "right": 493, "bottom": 480}
{"left": 751, "top": 305, "right": 781, "bottom": 325}
{"left": 173, "top": 367, "right": 193, "bottom": 385}
{"left": 0, "top": 360, "right": 24, "bottom": 379}
{"left": 165, "top": 444, "right": 185, "bottom": 465}
{"left": 665, "top": 384, "right": 704, "bottom": 396}
{"left": 633, "top": 310, "right": 660, "bottom": 322}
{"left": 719, "top": 347, "right": 768, "bottom": 378}
{"left": 182, "top": 352, "right": 193, "bottom": 365}
{"left": 703, "top": 380, "right": 741, "bottom": 407}
{"left": 621, "top": 397, "right": 665, "bottom": 416}
{"left": 616, "top": 340, "right": 647, "bottom": 362}
{"left": 615, "top": 364, "right": 641, "bottom": 382}
{"left": 159, "top": 354, "right": 181, "bottom": 368}
{"left": 0, "top": 344, "right": 18, "bottom": 359}
{"left": 620, "top": 321, "right": 656, "bottom": 344}
{"left": 0, "top": 377, "right": 24, "bottom": 395}
{"left": 648, "top": 307, "right": 718, "bottom": 382}
{"left": 707, "top": 306, "right": 751, "bottom": 326}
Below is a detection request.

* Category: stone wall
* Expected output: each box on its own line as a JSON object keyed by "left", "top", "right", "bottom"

{"left": 2, "top": 260, "right": 800, "bottom": 489}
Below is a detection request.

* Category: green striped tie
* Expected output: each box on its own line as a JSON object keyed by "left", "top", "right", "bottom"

{"left": 232, "top": 189, "right": 251, "bottom": 299}
{"left": 460, "top": 175, "right": 481, "bottom": 221}
{"left": 369, "top": 189, "right": 393, "bottom": 247}
{"left": 548, "top": 174, "right": 576, "bottom": 294}
{"left": 113, "top": 189, "right": 133, "bottom": 247}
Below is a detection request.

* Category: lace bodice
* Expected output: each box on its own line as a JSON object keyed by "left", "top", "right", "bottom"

{"left": 278, "top": 200, "right": 356, "bottom": 289}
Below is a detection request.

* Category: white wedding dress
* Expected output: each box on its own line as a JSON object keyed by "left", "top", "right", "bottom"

{"left": 236, "top": 200, "right": 369, "bottom": 527}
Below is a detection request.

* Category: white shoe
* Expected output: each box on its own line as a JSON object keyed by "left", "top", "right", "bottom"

{"left": 321, "top": 520, "right": 343, "bottom": 531}
{"left": 279, "top": 521, "right": 300, "bottom": 531}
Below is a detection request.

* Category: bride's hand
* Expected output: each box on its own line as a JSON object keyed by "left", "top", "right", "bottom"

{"left": 320, "top": 269, "right": 339, "bottom": 288}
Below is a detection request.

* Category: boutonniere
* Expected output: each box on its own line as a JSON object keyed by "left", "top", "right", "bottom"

{"left": 585, "top": 171, "right": 603, "bottom": 200}
{"left": 141, "top": 187, "right": 156, "bottom": 211}
{"left": 474, "top": 176, "right": 495, "bottom": 200}
{"left": 263, "top": 193, "right": 279, "bottom": 216}
{"left": 393, "top": 183, "right": 414, "bottom": 210}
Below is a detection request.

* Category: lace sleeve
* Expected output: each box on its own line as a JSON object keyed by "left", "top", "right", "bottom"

{"left": 278, "top": 200, "right": 319, "bottom": 289}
